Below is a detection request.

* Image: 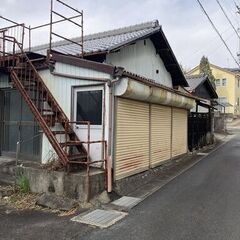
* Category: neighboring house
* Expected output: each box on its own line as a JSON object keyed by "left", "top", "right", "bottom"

{"left": 188, "top": 63, "right": 240, "bottom": 116}
{"left": 185, "top": 74, "right": 218, "bottom": 150}
{"left": 0, "top": 20, "right": 195, "bottom": 196}
{"left": 186, "top": 74, "right": 218, "bottom": 113}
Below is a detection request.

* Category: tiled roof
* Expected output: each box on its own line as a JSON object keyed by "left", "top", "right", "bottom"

{"left": 31, "top": 20, "right": 160, "bottom": 56}
{"left": 185, "top": 74, "right": 206, "bottom": 91}
{"left": 185, "top": 74, "right": 218, "bottom": 99}
{"left": 30, "top": 20, "right": 188, "bottom": 87}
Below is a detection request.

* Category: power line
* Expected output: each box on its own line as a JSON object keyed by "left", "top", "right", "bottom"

{"left": 196, "top": 0, "right": 240, "bottom": 67}
{"left": 216, "top": 0, "right": 240, "bottom": 39}
{"left": 186, "top": 26, "right": 233, "bottom": 61}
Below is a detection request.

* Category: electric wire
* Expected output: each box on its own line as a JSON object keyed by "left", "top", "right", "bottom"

{"left": 196, "top": 0, "right": 240, "bottom": 67}
{"left": 216, "top": 0, "right": 240, "bottom": 39}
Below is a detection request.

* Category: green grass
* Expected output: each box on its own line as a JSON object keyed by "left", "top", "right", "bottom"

{"left": 16, "top": 175, "right": 30, "bottom": 194}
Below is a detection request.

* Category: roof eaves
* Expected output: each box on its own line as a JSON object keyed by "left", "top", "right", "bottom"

{"left": 156, "top": 29, "right": 188, "bottom": 87}
{"left": 188, "top": 64, "right": 239, "bottom": 77}
{"left": 51, "top": 51, "right": 115, "bottom": 75}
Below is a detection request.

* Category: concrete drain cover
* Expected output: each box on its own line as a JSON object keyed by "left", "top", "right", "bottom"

{"left": 71, "top": 209, "right": 127, "bottom": 228}
{"left": 112, "top": 196, "right": 142, "bottom": 209}
{"left": 197, "top": 152, "right": 208, "bottom": 156}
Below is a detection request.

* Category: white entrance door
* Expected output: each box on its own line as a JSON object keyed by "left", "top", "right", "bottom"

{"left": 73, "top": 85, "right": 104, "bottom": 162}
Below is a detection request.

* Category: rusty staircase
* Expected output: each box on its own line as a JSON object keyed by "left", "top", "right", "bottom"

{"left": 0, "top": 33, "right": 88, "bottom": 169}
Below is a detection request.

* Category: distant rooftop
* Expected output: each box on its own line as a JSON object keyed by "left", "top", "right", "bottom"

{"left": 223, "top": 68, "right": 240, "bottom": 73}
{"left": 185, "top": 74, "right": 207, "bottom": 91}
{"left": 185, "top": 74, "right": 218, "bottom": 99}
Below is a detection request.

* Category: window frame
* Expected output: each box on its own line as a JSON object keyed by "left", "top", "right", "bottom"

{"left": 215, "top": 79, "right": 220, "bottom": 87}
{"left": 222, "top": 78, "right": 227, "bottom": 86}
{"left": 72, "top": 85, "right": 105, "bottom": 129}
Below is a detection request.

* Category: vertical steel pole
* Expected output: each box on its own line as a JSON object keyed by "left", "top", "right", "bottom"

{"left": 2, "top": 31, "right": 5, "bottom": 64}
{"left": 49, "top": 0, "right": 53, "bottom": 60}
{"left": 86, "top": 121, "right": 90, "bottom": 202}
{"left": 28, "top": 25, "right": 31, "bottom": 51}
{"left": 81, "top": 10, "right": 83, "bottom": 57}
{"left": 16, "top": 141, "right": 20, "bottom": 166}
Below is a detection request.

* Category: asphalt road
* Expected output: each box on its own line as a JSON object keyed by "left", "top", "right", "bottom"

{"left": 82, "top": 132, "right": 240, "bottom": 240}
{"left": 0, "top": 131, "right": 239, "bottom": 240}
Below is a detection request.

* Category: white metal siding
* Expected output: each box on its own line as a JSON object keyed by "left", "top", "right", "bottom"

{"left": 172, "top": 108, "right": 188, "bottom": 157}
{"left": 150, "top": 105, "right": 171, "bottom": 167}
{"left": 106, "top": 39, "right": 172, "bottom": 88}
{"left": 38, "top": 64, "right": 111, "bottom": 164}
{"left": 115, "top": 98, "right": 150, "bottom": 180}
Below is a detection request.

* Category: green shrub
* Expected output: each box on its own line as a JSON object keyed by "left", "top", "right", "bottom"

{"left": 16, "top": 175, "right": 30, "bottom": 193}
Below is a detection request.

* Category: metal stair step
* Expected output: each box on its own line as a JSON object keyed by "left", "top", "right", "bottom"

{"left": 68, "top": 154, "right": 87, "bottom": 160}
{"left": 60, "top": 141, "right": 83, "bottom": 147}
{"left": 4, "top": 39, "right": 87, "bottom": 168}
{"left": 52, "top": 130, "right": 71, "bottom": 135}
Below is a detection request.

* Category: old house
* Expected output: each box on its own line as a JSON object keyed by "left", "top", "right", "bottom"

{"left": 185, "top": 74, "right": 218, "bottom": 150}
{"left": 0, "top": 19, "right": 195, "bottom": 198}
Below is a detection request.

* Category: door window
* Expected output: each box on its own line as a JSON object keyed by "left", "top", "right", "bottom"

{"left": 76, "top": 90, "right": 103, "bottom": 125}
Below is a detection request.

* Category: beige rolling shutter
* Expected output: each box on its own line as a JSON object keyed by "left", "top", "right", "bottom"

{"left": 115, "top": 98, "right": 150, "bottom": 180}
{"left": 172, "top": 108, "right": 188, "bottom": 157}
{"left": 150, "top": 104, "right": 171, "bottom": 167}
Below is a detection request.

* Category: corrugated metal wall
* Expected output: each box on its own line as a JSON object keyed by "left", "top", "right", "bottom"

{"left": 172, "top": 108, "right": 188, "bottom": 157}
{"left": 115, "top": 98, "right": 150, "bottom": 180}
{"left": 115, "top": 98, "right": 188, "bottom": 180}
{"left": 150, "top": 104, "right": 171, "bottom": 167}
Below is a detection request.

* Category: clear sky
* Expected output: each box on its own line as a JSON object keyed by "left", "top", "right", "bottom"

{"left": 1, "top": 0, "right": 240, "bottom": 70}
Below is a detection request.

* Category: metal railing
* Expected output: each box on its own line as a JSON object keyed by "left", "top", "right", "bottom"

{"left": 0, "top": 0, "right": 84, "bottom": 56}
{"left": 65, "top": 120, "right": 108, "bottom": 201}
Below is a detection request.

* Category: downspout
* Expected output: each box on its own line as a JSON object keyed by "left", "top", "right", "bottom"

{"left": 107, "top": 79, "right": 113, "bottom": 193}
{"left": 107, "top": 68, "right": 123, "bottom": 193}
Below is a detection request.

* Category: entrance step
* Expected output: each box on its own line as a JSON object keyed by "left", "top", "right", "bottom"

{"left": 0, "top": 172, "right": 15, "bottom": 186}
{"left": 0, "top": 157, "right": 16, "bottom": 176}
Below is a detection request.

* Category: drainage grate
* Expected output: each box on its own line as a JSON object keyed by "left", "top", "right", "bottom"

{"left": 71, "top": 209, "right": 127, "bottom": 228}
{"left": 112, "top": 196, "right": 142, "bottom": 209}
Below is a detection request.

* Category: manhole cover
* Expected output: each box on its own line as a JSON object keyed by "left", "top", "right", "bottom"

{"left": 112, "top": 196, "right": 142, "bottom": 209}
{"left": 71, "top": 209, "right": 127, "bottom": 228}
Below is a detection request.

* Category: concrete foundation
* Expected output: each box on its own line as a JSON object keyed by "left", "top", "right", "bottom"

{"left": 16, "top": 163, "right": 105, "bottom": 203}
{"left": 114, "top": 154, "right": 189, "bottom": 196}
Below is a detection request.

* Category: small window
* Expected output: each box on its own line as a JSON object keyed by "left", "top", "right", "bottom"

{"left": 238, "top": 79, "right": 240, "bottom": 88}
{"left": 76, "top": 90, "right": 102, "bottom": 125}
{"left": 222, "top": 78, "right": 227, "bottom": 86}
{"left": 215, "top": 79, "right": 220, "bottom": 86}
{"left": 238, "top": 97, "right": 240, "bottom": 106}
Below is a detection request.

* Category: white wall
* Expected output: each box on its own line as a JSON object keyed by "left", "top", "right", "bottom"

{"left": 39, "top": 63, "right": 111, "bottom": 164}
{"left": 106, "top": 39, "right": 173, "bottom": 88}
